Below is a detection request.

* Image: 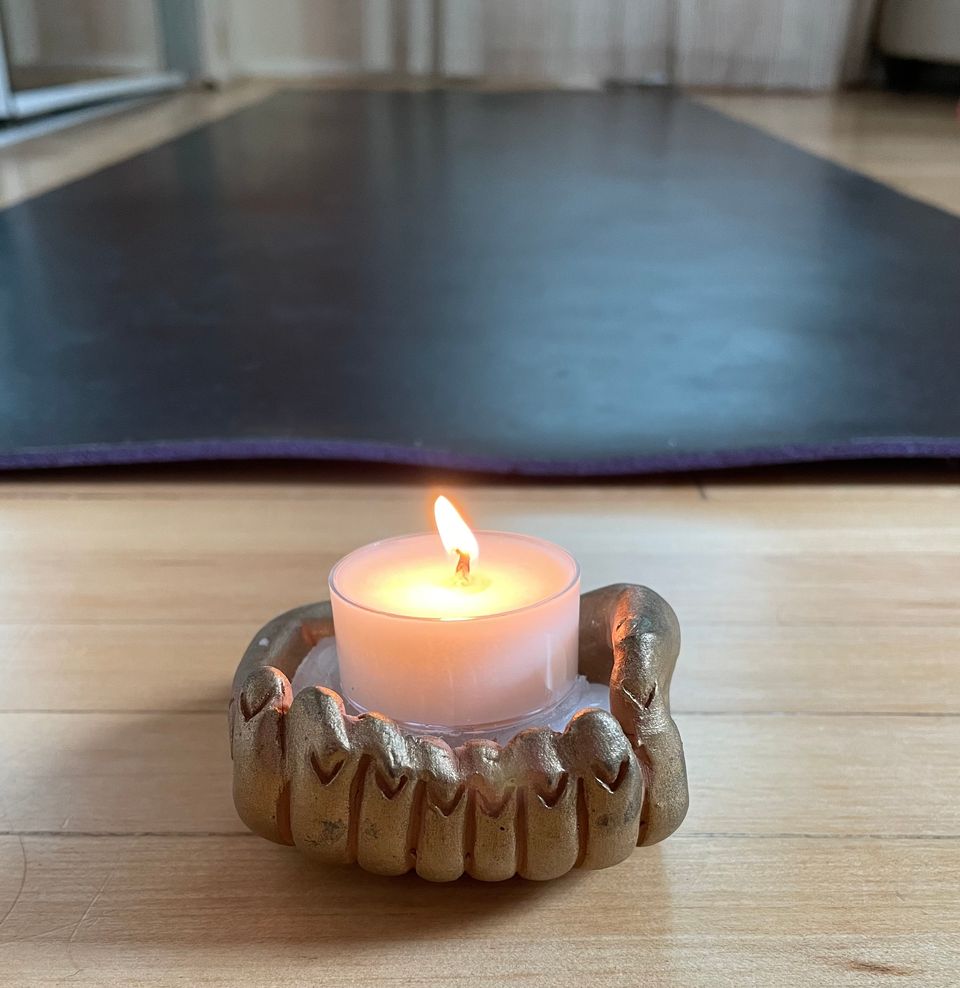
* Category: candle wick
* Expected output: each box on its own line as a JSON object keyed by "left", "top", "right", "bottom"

{"left": 454, "top": 550, "right": 471, "bottom": 585}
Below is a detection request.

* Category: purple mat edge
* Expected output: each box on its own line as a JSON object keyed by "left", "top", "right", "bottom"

{"left": 0, "top": 438, "right": 956, "bottom": 475}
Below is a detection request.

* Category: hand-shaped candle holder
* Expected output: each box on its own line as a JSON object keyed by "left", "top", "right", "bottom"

{"left": 229, "top": 583, "right": 688, "bottom": 881}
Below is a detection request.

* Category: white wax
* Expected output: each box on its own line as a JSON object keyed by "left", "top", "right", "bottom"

{"left": 329, "top": 531, "right": 580, "bottom": 729}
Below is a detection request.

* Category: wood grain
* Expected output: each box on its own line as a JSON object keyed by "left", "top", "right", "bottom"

{"left": 2, "top": 87, "right": 960, "bottom": 985}
{"left": 3, "top": 711, "right": 959, "bottom": 838}
{"left": 0, "top": 836, "right": 957, "bottom": 986}
{"left": 694, "top": 91, "right": 960, "bottom": 218}
{"left": 0, "top": 81, "right": 277, "bottom": 211}
{"left": 3, "top": 467, "right": 959, "bottom": 985}
{"left": 0, "top": 712, "right": 960, "bottom": 840}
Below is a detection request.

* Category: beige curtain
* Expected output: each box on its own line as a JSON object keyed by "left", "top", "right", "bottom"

{"left": 208, "top": 0, "right": 878, "bottom": 91}
{"left": 371, "top": 0, "right": 878, "bottom": 88}
{"left": 673, "top": 0, "right": 879, "bottom": 89}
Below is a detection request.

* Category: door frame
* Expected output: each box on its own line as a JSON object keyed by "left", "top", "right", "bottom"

{"left": 0, "top": 0, "right": 189, "bottom": 121}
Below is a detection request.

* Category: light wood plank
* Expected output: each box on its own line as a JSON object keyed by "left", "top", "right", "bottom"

{"left": 5, "top": 620, "right": 958, "bottom": 715}
{"left": 2, "top": 713, "right": 958, "bottom": 838}
{"left": 1, "top": 470, "right": 957, "bottom": 985}
{"left": 695, "top": 91, "right": 960, "bottom": 218}
{"left": 677, "top": 624, "right": 960, "bottom": 715}
{"left": 1, "top": 484, "right": 958, "bottom": 631}
{"left": 0, "top": 81, "right": 278, "bottom": 211}
{"left": 1, "top": 480, "right": 958, "bottom": 719}
{"left": 0, "top": 713, "right": 236, "bottom": 835}
{"left": 0, "top": 835, "right": 957, "bottom": 987}
{"left": 4, "top": 550, "right": 955, "bottom": 628}
{"left": 0, "top": 623, "right": 244, "bottom": 713}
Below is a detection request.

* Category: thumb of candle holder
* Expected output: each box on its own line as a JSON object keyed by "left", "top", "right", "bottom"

{"left": 229, "top": 583, "right": 688, "bottom": 881}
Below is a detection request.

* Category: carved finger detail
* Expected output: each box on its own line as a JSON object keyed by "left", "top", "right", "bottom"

{"left": 603, "top": 584, "right": 689, "bottom": 846}
{"left": 230, "top": 665, "right": 293, "bottom": 845}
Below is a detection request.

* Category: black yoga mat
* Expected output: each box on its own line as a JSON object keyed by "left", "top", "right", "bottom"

{"left": 1, "top": 89, "right": 958, "bottom": 474}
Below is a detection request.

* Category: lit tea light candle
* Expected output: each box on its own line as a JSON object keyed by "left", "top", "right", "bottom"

{"left": 329, "top": 496, "right": 580, "bottom": 729}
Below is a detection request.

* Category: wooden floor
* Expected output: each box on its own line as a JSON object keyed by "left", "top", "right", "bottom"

{"left": 1, "top": 86, "right": 959, "bottom": 987}
{"left": 696, "top": 90, "right": 960, "bottom": 217}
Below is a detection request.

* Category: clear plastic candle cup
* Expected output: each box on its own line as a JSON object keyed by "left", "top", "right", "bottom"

{"left": 329, "top": 527, "right": 580, "bottom": 731}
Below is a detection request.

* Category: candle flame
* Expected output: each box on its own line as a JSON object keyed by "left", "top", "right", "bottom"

{"left": 434, "top": 496, "right": 479, "bottom": 570}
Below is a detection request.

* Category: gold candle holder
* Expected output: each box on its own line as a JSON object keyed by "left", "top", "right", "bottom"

{"left": 229, "top": 583, "right": 688, "bottom": 881}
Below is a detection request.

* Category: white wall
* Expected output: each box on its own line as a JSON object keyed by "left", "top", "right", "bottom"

{"left": 222, "top": 0, "right": 362, "bottom": 77}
